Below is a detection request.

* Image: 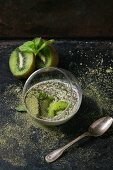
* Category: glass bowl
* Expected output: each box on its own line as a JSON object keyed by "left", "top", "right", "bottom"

{"left": 23, "top": 67, "right": 82, "bottom": 126}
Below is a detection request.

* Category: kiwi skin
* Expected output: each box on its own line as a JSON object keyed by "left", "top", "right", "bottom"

{"left": 48, "top": 45, "right": 59, "bottom": 67}
{"left": 9, "top": 50, "right": 35, "bottom": 79}
{"left": 36, "top": 45, "right": 59, "bottom": 69}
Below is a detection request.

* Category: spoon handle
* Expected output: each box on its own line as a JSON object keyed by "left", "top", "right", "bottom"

{"left": 45, "top": 131, "right": 90, "bottom": 163}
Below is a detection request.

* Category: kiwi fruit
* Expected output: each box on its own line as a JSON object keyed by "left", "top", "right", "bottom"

{"left": 39, "top": 99, "right": 52, "bottom": 117}
{"left": 47, "top": 100, "right": 69, "bottom": 118}
{"left": 9, "top": 50, "right": 35, "bottom": 78}
{"left": 36, "top": 45, "right": 59, "bottom": 69}
{"left": 25, "top": 94, "right": 39, "bottom": 117}
{"left": 35, "top": 91, "right": 54, "bottom": 117}
{"left": 24, "top": 90, "right": 68, "bottom": 119}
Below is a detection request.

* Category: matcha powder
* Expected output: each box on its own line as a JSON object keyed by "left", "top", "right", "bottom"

{"left": 0, "top": 84, "right": 65, "bottom": 167}
{"left": 1, "top": 62, "right": 113, "bottom": 167}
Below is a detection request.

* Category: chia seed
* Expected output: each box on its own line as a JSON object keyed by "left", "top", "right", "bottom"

{"left": 25, "top": 79, "right": 80, "bottom": 121}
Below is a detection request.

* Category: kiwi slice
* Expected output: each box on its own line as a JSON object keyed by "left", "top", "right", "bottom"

{"left": 36, "top": 46, "right": 59, "bottom": 68}
{"left": 39, "top": 99, "right": 52, "bottom": 117}
{"left": 47, "top": 100, "right": 69, "bottom": 118}
{"left": 25, "top": 94, "right": 39, "bottom": 117}
{"left": 35, "top": 91, "right": 54, "bottom": 117}
{"left": 9, "top": 50, "right": 35, "bottom": 78}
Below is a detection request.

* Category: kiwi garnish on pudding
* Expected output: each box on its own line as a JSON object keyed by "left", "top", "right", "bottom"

{"left": 25, "top": 94, "right": 39, "bottom": 117}
{"left": 47, "top": 100, "right": 69, "bottom": 118}
{"left": 9, "top": 50, "right": 35, "bottom": 78}
{"left": 24, "top": 89, "right": 69, "bottom": 119}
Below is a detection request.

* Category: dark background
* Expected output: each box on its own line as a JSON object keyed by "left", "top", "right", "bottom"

{"left": 0, "top": 0, "right": 113, "bottom": 38}
{"left": 1, "top": 1, "right": 113, "bottom": 169}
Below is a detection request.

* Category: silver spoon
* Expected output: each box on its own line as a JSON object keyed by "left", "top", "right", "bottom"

{"left": 45, "top": 116, "right": 113, "bottom": 163}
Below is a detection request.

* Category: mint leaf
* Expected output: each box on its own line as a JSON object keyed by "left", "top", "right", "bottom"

{"left": 18, "top": 38, "right": 55, "bottom": 56}
{"left": 20, "top": 41, "right": 34, "bottom": 48}
{"left": 36, "top": 91, "right": 48, "bottom": 100}
{"left": 19, "top": 41, "right": 35, "bottom": 53}
{"left": 33, "top": 37, "right": 42, "bottom": 48}
{"left": 16, "top": 104, "right": 27, "bottom": 112}
{"left": 36, "top": 39, "right": 55, "bottom": 54}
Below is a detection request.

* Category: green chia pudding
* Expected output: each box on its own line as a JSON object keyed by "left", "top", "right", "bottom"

{"left": 24, "top": 79, "right": 79, "bottom": 121}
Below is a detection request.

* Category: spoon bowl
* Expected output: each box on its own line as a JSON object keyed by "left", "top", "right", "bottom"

{"left": 89, "top": 116, "right": 113, "bottom": 136}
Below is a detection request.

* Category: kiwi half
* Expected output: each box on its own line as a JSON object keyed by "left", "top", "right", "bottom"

{"left": 9, "top": 50, "right": 35, "bottom": 78}
{"left": 36, "top": 46, "right": 59, "bottom": 69}
{"left": 47, "top": 100, "right": 69, "bottom": 118}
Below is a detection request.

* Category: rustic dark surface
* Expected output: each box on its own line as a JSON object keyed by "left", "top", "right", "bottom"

{"left": 0, "top": 0, "right": 113, "bottom": 38}
{"left": 1, "top": 40, "right": 113, "bottom": 170}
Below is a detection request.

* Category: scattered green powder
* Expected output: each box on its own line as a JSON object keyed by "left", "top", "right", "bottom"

{"left": 73, "top": 58, "right": 113, "bottom": 116}
{"left": 0, "top": 84, "right": 66, "bottom": 167}
{"left": 84, "top": 83, "right": 110, "bottom": 114}
{"left": 106, "top": 67, "right": 113, "bottom": 73}
{"left": 1, "top": 53, "right": 113, "bottom": 168}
